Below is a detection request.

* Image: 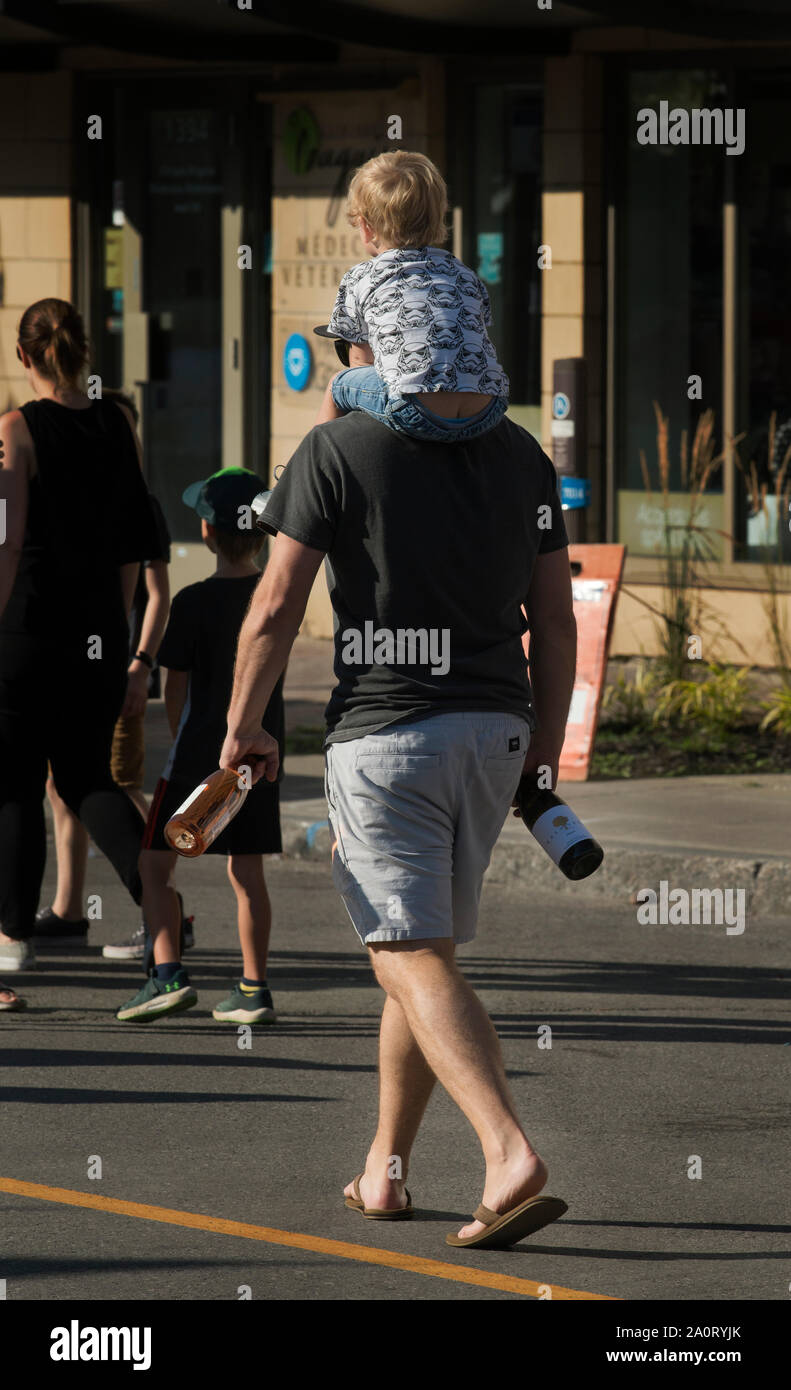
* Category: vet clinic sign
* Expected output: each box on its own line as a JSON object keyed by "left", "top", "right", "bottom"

{"left": 283, "top": 333, "right": 312, "bottom": 391}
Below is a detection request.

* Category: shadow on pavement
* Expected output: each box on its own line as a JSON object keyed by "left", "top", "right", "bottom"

{"left": 1, "top": 1086, "right": 333, "bottom": 1105}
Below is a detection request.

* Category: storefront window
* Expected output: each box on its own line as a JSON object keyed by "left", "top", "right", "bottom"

{"left": 616, "top": 69, "right": 725, "bottom": 556}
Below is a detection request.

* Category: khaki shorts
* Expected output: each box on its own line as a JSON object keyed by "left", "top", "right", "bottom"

{"left": 325, "top": 710, "right": 530, "bottom": 946}
{"left": 111, "top": 711, "right": 145, "bottom": 790}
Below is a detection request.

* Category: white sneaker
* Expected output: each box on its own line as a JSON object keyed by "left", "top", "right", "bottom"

{"left": 0, "top": 938, "right": 36, "bottom": 972}
{"left": 102, "top": 926, "right": 146, "bottom": 960}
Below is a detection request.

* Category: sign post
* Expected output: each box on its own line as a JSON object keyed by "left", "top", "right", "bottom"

{"left": 552, "top": 358, "right": 587, "bottom": 544}
{"left": 523, "top": 543, "right": 626, "bottom": 782}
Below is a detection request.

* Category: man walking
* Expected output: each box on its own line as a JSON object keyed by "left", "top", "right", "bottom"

{"left": 220, "top": 380, "right": 576, "bottom": 1250}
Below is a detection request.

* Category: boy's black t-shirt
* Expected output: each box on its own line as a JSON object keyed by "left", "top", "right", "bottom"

{"left": 256, "top": 413, "right": 568, "bottom": 744}
{"left": 158, "top": 573, "right": 285, "bottom": 781}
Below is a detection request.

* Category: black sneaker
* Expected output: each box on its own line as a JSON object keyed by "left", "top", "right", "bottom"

{"left": 33, "top": 908, "right": 89, "bottom": 943}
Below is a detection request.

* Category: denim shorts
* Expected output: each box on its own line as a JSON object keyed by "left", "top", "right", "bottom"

{"left": 331, "top": 366, "right": 508, "bottom": 443}
{"left": 324, "top": 711, "right": 530, "bottom": 947}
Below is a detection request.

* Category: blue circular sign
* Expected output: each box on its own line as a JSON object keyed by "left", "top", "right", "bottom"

{"left": 553, "top": 391, "right": 571, "bottom": 420}
{"left": 283, "top": 333, "right": 311, "bottom": 392}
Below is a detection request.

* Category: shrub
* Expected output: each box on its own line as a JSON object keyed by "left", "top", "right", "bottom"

{"left": 602, "top": 661, "right": 659, "bottom": 726}
{"left": 760, "top": 685, "right": 791, "bottom": 738}
{"left": 651, "top": 663, "right": 751, "bottom": 731}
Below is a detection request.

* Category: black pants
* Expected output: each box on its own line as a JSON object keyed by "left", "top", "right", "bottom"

{"left": 0, "top": 631, "right": 145, "bottom": 940}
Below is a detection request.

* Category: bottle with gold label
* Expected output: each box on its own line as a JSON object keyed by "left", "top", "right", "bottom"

{"left": 164, "top": 767, "right": 250, "bottom": 857}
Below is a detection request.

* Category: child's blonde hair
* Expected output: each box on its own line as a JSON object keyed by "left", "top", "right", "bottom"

{"left": 346, "top": 150, "right": 449, "bottom": 249}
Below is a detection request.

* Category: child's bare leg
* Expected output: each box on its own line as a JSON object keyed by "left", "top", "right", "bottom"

{"left": 227, "top": 853, "right": 271, "bottom": 979}
{"left": 314, "top": 372, "right": 346, "bottom": 425}
{"left": 414, "top": 390, "right": 493, "bottom": 419}
{"left": 125, "top": 786, "right": 149, "bottom": 821}
{"left": 139, "top": 848, "right": 181, "bottom": 965}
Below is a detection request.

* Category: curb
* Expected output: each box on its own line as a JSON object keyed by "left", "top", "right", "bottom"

{"left": 278, "top": 808, "right": 791, "bottom": 919}
{"left": 485, "top": 841, "right": 791, "bottom": 920}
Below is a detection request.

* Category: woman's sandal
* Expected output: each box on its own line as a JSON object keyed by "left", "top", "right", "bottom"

{"left": 446, "top": 1195, "right": 568, "bottom": 1249}
{"left": 0, "top": 982, "right": 26, "bottom": 1012}
{"left": 345, "top": 1174, "right": 414, "bottom": 1220}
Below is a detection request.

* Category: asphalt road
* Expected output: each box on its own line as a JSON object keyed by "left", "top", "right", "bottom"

{"left": 2, "top": 852, "right": 789, "bottom": 1303}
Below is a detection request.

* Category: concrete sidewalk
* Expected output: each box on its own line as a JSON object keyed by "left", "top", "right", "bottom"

{"left": 140, "top": 637, "right": 791, "bottom": 917}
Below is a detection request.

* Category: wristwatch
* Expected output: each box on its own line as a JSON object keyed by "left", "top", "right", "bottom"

{"left": 134, "top": 650, "right": 154, "bottom": 669}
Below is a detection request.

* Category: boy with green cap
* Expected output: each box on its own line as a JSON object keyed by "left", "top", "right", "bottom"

{"left": 115, "top": 468, "right": 285, "bottom": 1025}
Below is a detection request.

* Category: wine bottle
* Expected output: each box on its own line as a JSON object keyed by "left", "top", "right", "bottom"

{"left": 515, "top": 774, "right": 604, "bottom": 880}
{"left": 164, "top": 768, "right": 249, "bottom": 858}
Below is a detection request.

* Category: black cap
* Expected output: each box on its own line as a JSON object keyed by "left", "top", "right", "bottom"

{"left": 313, "top": 323, "right": 351, "bottom": 366}
{"left": 182, "top": 468, "right": 268, "bottom": 534}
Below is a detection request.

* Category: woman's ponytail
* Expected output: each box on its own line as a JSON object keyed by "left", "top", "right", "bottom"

{"left": 18, "top": 298, "right": 89, "bottom": 391}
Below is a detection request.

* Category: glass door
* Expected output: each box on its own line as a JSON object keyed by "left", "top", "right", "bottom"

{"left": 145, "top": 106, "right": 224, "bottom": 535}
{"left": 735, "top": 65, "right": 791, "bottom": 561}
{"left": 452, "top": 77, "right": 543, "bottom": 439}
{"left": 76, "top": 77, "right": 271, "bottom": 551}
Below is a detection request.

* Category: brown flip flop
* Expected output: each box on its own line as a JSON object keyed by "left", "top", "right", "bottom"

{"left": 345, "top": 1174, "right": 414, "bottom": 1221}
{"left": 446, "top": 1195, "right": 568, "bottom": 1248}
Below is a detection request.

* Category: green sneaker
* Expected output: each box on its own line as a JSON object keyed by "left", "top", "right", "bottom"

{"left": 116, "top": 968, "right": 197, "bottom": 1022}
{"left": 212, "top": 982, "right": 277, "bottom": 1024}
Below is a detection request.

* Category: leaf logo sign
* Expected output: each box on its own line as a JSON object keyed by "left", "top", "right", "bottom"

{"left": 283, "top": 108, "right": 320, "bottom": 175}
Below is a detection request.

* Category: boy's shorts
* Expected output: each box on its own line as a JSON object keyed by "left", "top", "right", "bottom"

{"left": 331, "top": 366, "right": 508, "bottom": 443}
{"left": 111, "top": 712, "right": 145, "bottom": 790}
{"left": 325, "top": 710, "right": 530, "bottom": 947}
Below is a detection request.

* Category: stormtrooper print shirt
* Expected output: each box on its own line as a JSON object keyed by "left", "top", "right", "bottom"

{"left": 326, "top": 246, "right": 510, "bottom": 397}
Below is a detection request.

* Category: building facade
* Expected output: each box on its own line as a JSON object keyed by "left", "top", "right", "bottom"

{"left": 1, "top": 1, "right": 789, "bottom": 662}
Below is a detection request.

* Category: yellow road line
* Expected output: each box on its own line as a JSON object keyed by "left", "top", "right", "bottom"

{"left": 0, "top": 1176, "right": 616, "bottom": 1301}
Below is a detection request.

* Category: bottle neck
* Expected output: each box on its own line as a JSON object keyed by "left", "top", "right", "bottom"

{"left": 517, "top": 774, "right": 561, "bottom": 831}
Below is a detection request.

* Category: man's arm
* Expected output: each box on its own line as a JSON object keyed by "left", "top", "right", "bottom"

{"left": 522, "top": 546, "right": 577, "bottom": 790}
{"left": 220, "top": 532, "right": 325, "bottom": 781}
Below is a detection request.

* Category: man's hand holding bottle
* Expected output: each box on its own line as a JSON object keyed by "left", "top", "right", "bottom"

{"left": 219, "top": 727, "right": 280, "bottom": 785}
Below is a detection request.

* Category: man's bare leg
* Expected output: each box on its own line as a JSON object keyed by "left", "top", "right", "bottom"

{"left": 343, "top": 992, "right": 436, "bottom": 1212}
{"left": 365, "top": 938, "right": 547, "bottom": 1240}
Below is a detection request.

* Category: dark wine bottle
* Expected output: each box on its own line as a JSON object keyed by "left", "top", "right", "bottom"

{"left": 515, "top": 774, "right": 604, "bottom": 880}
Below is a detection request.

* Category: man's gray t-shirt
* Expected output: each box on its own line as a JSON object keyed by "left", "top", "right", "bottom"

{"left": 258, "top": 413, "right": 568, "bottom": 745}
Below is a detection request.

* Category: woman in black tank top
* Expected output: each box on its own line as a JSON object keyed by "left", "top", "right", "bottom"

{"left": 0, "top": 298, "right": 159, "bottom": 969}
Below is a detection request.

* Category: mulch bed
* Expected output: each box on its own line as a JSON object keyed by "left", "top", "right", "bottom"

{"left": 591, "top": 724, "right": 791, "bottom": 778}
